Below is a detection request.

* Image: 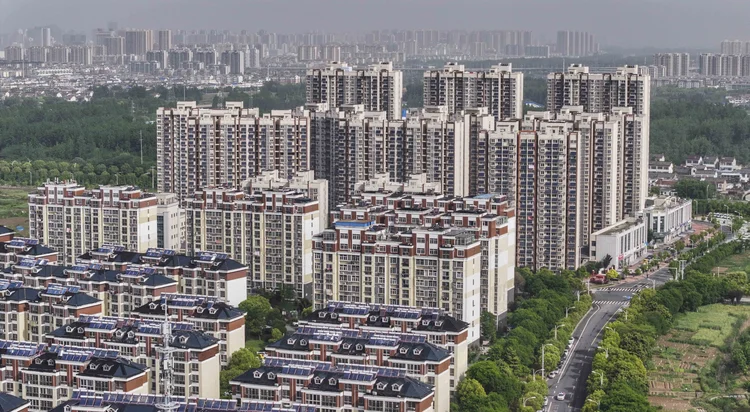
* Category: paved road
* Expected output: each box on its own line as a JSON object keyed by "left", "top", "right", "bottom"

{"left": 544, "top": 224, "right": 741, "bottom": 411}
{"left": 545, "top": 268, "right": 675, "bottom": 412}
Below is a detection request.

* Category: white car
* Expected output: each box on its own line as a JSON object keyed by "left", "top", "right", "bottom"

{"left": 543, "top": 398, "right": 549, "bottom": 407}
{"left": 556, "top": 392, "right": 565, "bottom": 401}
{"left": 568, "top": 337, "right": 575, "bottom": 345}
{"left": 547, "top": 371, "right": 557, "bottom": 378}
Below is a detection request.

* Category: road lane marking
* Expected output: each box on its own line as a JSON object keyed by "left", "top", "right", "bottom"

{"left": 555, "top": 303, "right": 601, "bottom": 386}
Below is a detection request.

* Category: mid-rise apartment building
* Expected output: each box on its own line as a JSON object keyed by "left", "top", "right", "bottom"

{"left": 186, "top": 186, "right": 322, "bottom": 298}
{"left": 305, "top": 61, "right": 403, "bottom": 119}
{"left": 47, "top": 316, "right": 221, "bottom": 399}
{"left": 77, "top": 248, "right": 248, "bottom": 306}
{"left": 231, "top": 358, "right": 436, "bottom": 412}
{"left": 156, "top": 102, "right": 311, "bottom": 203}
{"left": 0, "top": 258, "right": 177, "bottom": 319}
{"left": 423, "top": 62, "right": 524, "bottom": 120}
{"left": 28, "top": 182, "right": 158, "bottom": 265}
{"left": 262, "top": 325, "right": 452, "bottom": 412}
{"left": 0, "top": 343, "right": 149, "bottom": 412}
{"left": 0, "top": 235, "right": 57, "bottom": 269}
{"left": 130, "top": 293, "right": 246, "bottom": 365}
{"left": 311, "top": 185, "right": 515, "bottom": 342}
{"left": 52, "top": 391, "right": 243, "bottom": 412}
{"left": 0, "top": 281, "right": 102, "bottom": 343}
{"left": 299, "top": 301, "right": 469, "bottom": 390}
{"left": 244, "top": 170, "right": 330, "bottom": 228}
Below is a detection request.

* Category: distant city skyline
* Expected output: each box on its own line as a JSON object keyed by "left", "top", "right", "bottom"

{"left": 0, "top": 0, "right": 748, "bottom": 48}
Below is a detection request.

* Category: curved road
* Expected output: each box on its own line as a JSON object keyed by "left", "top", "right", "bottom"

{"left": 545, "top": 266, "right": 674, "bottom": 412}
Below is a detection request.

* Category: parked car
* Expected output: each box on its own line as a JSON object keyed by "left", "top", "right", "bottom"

{"left": 556, "top": 392, "right": 565, "bottom": 401}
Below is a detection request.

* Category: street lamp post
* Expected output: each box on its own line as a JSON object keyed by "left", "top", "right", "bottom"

{"left": 587, "top": 398, "right": 601, "bottom": 407}
{"left": 592, "top": 370, "right": 604, "bottom": 387}
{"left": 532, "top": 368, "right": 544, "bottom": 381}
{"left": 554, "top": 324, "right": 565, "bottom": 340}
{"left": 522, "top": 397, "right": 536, "bottom": 407}
{"left": 565, "top": 306, "right": 575, "bottom": 318}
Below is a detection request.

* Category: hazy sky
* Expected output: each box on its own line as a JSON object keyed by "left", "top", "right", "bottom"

{"left": 0, "top": 0, "right": 746, "bottom": 48}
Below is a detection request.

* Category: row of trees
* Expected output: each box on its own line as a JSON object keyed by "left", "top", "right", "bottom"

{"left": 0, "top": 95, "right": 157, "bottom": 171}
{"left": 457, "top": 269, "right": 592, "bottom": 412}
{"left": 583, "top": 238, "right": 750, "bottom": 411}
{"left": 651, "top": 87, "right": 750, "bottom": 164}
{"left": 0, "top": 159, "right": 156, "bottom": 188}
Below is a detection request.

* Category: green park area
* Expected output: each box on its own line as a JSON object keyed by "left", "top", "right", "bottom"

{"left": 713, "top": 249, "right": 750, "bottom": 274}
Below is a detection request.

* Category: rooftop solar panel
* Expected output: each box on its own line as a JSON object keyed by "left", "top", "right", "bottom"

{"left": 8, "top": 240, "right": 25, "bottom": 247}
{"left": 17, "top": 258, "right": 36, "bottom": 268}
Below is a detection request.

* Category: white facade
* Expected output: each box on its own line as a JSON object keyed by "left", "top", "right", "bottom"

{"left": 423, "top": 62, "right": 524, "bottom": 120}
{"left": 643, "top": 196, "right": 693, "bottom": 243}
{"left": 186, "top": 187, "right": 322, "bottom": 298}
{"left": 156, "top": 102, "right": 311, "bottom": 203}
{"left": 590, "top": 218, "right": 648, "bottom": 270}
{"left": 156, "top": 193, "right": 185, "bottom": 252}
{"left": 305, "top": 61, "right": 403, "bottom": 119}
{"left": 28, "top": 182, "right": 158, "bottom": 265}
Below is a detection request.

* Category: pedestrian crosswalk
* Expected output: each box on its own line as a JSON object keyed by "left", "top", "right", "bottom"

{"left": 599, "top": 286, "right": 646, "bottom": 292}
{"left": 594, "top": 300, "right": 630, "bottom": 306}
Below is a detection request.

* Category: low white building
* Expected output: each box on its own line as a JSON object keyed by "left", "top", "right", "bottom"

{"left": 643, "top": 196, "right": 693, "bottom": 243}
{"left": 590, "top": 218, "right": 648, "bottom": 270}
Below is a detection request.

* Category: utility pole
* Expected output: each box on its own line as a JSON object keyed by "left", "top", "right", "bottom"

{"left": 140, "top": 130, "right": 143, "bottom": 165}
{"left": 679, "top": 260, "right": 686, "bottom": 280}
{"left": 151, "top": 166, "right": 156, "bottom": 189}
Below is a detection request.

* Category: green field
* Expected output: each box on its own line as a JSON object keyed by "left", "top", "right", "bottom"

{"left": 713, "top": 249, "right": 750, "bottom": 273}
{"left": 0, "top": 187, "right": 30, "bottom": 236}
{"left": 649, "top": 304, "right": 750, "bottom": 410}
{"left": 673, "top": 304, "right": 750, "bottom": 347}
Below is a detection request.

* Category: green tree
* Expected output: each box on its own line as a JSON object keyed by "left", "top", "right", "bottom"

{"left": 456, "top": 378, "right": 487, "bottom": 411}
{"left": 480, "top": 311, "right": 497, "bottom": 342}
{"left": 239, "top": 295, "right": 272, "bottom": 338}
{"left": 219, "top": 347, "right": 261, "bottom": 398}
{"left": 269, "top": 328, "right": 283, "bottom": 342}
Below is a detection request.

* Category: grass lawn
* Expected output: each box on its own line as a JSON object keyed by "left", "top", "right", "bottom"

{"left": 245, "top": 339, "right": 265, "bottom": 353}
{"left": 713, "top": 249, "right": 750, "bottom": 273}
{"left": 672, "top": 304, "right": 750, "bottom": 347}
{"left": 0, "top": 187, "right": 31, "bottom": 236}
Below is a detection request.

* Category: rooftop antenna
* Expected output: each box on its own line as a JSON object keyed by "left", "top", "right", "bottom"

{"left": 155, "top": 303, "right": 179, "bottom": 412}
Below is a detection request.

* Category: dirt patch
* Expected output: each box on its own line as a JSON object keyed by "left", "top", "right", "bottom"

{"left": 0, "top": 217, "right": 29, "bottom": 237}
{"left": 648, "top": 396, "right": 696, "bottom": 411}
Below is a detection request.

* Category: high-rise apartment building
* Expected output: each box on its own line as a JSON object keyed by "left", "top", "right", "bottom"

{"left": 186, "top": 184, "right": 323, "bottom": 298}
{"left": 475, "top": 106, "right": 645, "bottom": 270}
{"left": 653, "top": 53, "right": 690, "bottom": 77}
{"left": 309, "top": 104, "right": 480, "bottom": 206}
{"left": 124, "top": 29, "right": 153, "bottom": 56}
{"left": 40, "top": 28, "right": 52, "bottom": 47}
{"left": 311, "top": 184, "right": 515, "bottom": 342}
{"left": 556, "top": 30, "right": 598, "bottom": 57}
{"left": 103, "top": 36, "right": 125, "bottom": 56}
{"left": 155, "top": 29, "right": 171, "bottom": 51}
{"left": 721, "top": 39, "right": 744, "bottom": 55}
{"left": 546, "top": 65, "right": 650, "bottom": 215}
{"left": 28, "top": 182, "right": 158, "bottom": 265}
{"left": 423, "top": 62, "right": 524, "bottom": 119}
{"left": 305, "top": 61, "right": 403, "bottom": 119}
{"left": 156, "top": 102, "right": 311, "bottom": 203}
{"left": 221, "top": 50, "right": 245, "bottom": 74}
